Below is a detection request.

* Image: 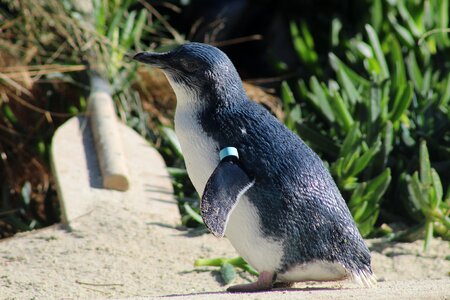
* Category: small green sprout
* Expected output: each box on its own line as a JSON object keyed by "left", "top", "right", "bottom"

{"left": 194, "top": 256, "right": 258, "bottom": 284}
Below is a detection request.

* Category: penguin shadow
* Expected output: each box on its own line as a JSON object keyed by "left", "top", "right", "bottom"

{"left": 368, "top": 240, "right": 396, "bottom": 253}
{"left": 180, "top": 226, "right": 210, "bottom": 237}
{"left": 144, "top": 221, "right": 209, "bottom": 237}
{"left": 368, "top": 240, "right": 415, "bottom": 257}
{"left": 159, "top": 275, "right": 343, "bottom": 298}
{"left": 143, "top": 183, "right": 179, "bottom": 205}
{"left": 273, "top": 284, "right": 343, "bottom": 292}
{"left": 369, "top": 240, "right": 439, "bottom": 259}
{"left": 158, "top": 284, "right": 343, "bottom": 298}
{"left": 145, "top": 221, "right": 177, "bottom": 230}
{"left": 143, "top": 183, "right": 175, "bottom": 197}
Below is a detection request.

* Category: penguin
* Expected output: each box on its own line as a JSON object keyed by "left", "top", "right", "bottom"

{"left": 134, "top": 42, "right": 376, "bottom": 292}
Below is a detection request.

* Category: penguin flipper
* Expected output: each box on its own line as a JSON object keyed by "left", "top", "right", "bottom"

{"left": 201, "top": 160, "right": 254, "bottom": 238}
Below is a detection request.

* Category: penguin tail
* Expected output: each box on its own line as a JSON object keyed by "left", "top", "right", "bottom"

{"left": 350, "top": 267, "right": 377, "bottom": 287}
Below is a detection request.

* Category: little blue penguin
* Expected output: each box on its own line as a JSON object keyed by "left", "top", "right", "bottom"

{"left": 134, "top": 42, "right": 376, "bottom": 292}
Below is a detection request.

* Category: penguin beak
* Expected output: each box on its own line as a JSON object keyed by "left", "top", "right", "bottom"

{"left": 133, "top": 52, "right": 169, "bottom": 68}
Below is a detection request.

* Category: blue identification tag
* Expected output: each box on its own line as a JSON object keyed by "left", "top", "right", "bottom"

{"left": 219, "top": 147, "right": 239, "bottom": 161}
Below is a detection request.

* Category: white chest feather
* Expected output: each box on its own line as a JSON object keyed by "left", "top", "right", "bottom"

{"left": 172, "top": 83, "right": 218, "bottom": 195}
{"left": 225, "top": 196, "right": 283, "bottom": 272}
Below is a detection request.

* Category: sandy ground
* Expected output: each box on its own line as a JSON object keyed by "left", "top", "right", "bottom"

{"left": 0, "top": 195, "right": 449, "bottom": 299}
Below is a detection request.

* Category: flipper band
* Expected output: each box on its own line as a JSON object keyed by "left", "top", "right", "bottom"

{"left": 219, "top": 147, "right": 239, "bottom": 160}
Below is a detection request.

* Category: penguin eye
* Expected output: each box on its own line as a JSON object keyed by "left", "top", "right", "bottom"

{"left": 179, "top": 58, "right": 201, "bottom": 72}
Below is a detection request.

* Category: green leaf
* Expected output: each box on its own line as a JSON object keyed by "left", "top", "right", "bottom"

{"left": 227, "top": 257, "right": 259, "bottom": 276}
{"left": 353, "top": 201, "right": 368, "bottom": 221}
{"left": 93, "top": 0, "right": 107, "bottom": 36}
{"left": 388, "top": 12, "right": 415, "bottom": 47}
{"left": 281, "top": 81, "right": 295, "bottom": 105}
{"left": 166, "top": 167, "right": 188, "bottom": 178}
{"left": 226, "top": 256, "right": 247, "bottom": 266}
{"left": 351, "top": 169, "right": 391, "bottom": 237}
{"left": 220, "top": 263, "right": 237, "bottom": 284}
{"left": 369, "top": 86, "right": 381, "bottom": 123}
{"left": 364, "top": 57, "right": 382, "bottom": 77}
{"left": 349, "top": 182, "right": 368, "bottom": 208}
{"left": 307, "top": 77, "right": 335, "bottom": 122}
{"left": 341, "top": 176, "right": 358, "bottom": 190}
{"left": 406, "top": 52, "right": 423, "bottom": 90}
{"left": 300, "top": 21, "right": 315, "bottom": 51}
{"left": 365, "top": 24, "right": 390, "bottom": 79}
{"left": 342, "top": 149, "right": 361, "bottom": 177}
{"left": 348, "top": 139, "right": 381, "bottom": 177}
{"left": 419, "top": 141, "right": 432, "bottom": 186}
{"left": 389, "top": 82, "right": 413, "bottom": 123}
{"left": 401, "top": 123, "right": 416, "bottom": 147}
{"left": 194, "top": 257, "right": 225, "bottom": 267}
{"left": 329, "top": 53, "right": 371, "bottom": 88}
{"left": 239, "top": 263, "right": 259, "bottom": 276}
{"left": 297, "top": 124, "right": 339, "bottom": 157}
{"left": 358, "top": 203, "right": 380, "bottom": 226}
{"left": 381, "top": 121, "right": 394, "bottom": 165}
{"left": 329, "top": 89, "right": 354, "bottom": 131}
{"left": 3, "top": 105, "right": 17, "bottom": 124}
{"left": 437, "top": 0, "right": 450, "bottom": 47}
{"left": 358, "top": 168, "right": 391, "bottom": 207}
{"left": 431, "top": 169, "right": 443, "bottom": 208}
{"left": 354, "top": 41, "right": 373, "bottom": 59}
{"left": 336, "top": 66, "right": 361, "bottom": 104}
{"left": 120, "top": 10, "right": 137, "bottom": 49}
{"left": 297, "top": 79, "right": 309, "bottom": 98}
{"left": 131, "top": 10, "right": 147, "bottom": 48}
{"left": 358, "top": 207, "right": 380, "bottom": 237}
{"left": 421, "top": 68, "right": 432, "bottom": 95}
{"left": 332, "top": 157, "right": 345, "bottom": 178}
{"left": 331, "top": 18, "right": 342, "bottom": 46}
{"left": 37, "top": 140, "right": 46, "bottom": 156}
{"left": 340, "top": 123, "right": 361, "bottom": 157}
{"left": 397, "top": 1, "right": 421, "bottom": 37}
{"left": 389, "top": 37, "right": 407, "bottom": 89}
{"left": 161, "top": 126, "right": 183, "bottom": 158}
{"left": 423, "top": 221, "right": 434, "bottom": 252}
{"left": 290, "top": 21, "right": 315, "bottom": 64}
{"left": 379, "top": 79, "right": 391, "bottom": 121}
{"left": 289, "top": 105, "right": 302, "bottom": 125}
{"left": 439, "top": 74, "right": 450, "bottom": 108}
{"left": 107, "top": 8, "right": 125, "bottom": 40}
{"left": 408, "top": 172, "right": 428, "bottom": 208}
{"left": 371, "top": 0, "right": 383, "bottom": 32}
{"left": 183, "top": 202, "right": 204, "bottom": 225}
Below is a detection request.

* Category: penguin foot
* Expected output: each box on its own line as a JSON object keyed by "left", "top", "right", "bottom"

{"left": 227, "top": 271, "right": 275, "bottom": 293}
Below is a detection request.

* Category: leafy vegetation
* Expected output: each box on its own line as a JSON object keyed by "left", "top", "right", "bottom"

{"left": 283, "top": 1, "right": 450, "bottom": 241}
{"left": 0, "top": 0, "right": 177, "bottom": 236}
{"left": 406, "top": 141, "right": 450, "bottom": 251}
{"left": 194, "top": 256, "right": 258, "bottom": 284}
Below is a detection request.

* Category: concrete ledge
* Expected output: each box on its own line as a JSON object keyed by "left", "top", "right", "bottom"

{"left": 50, "top": 116, "right": 178, "bottom": 226}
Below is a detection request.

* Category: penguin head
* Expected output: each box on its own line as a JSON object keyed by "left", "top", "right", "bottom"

{"left": 134, "top": 43, "right": 245, "bottom": 103}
